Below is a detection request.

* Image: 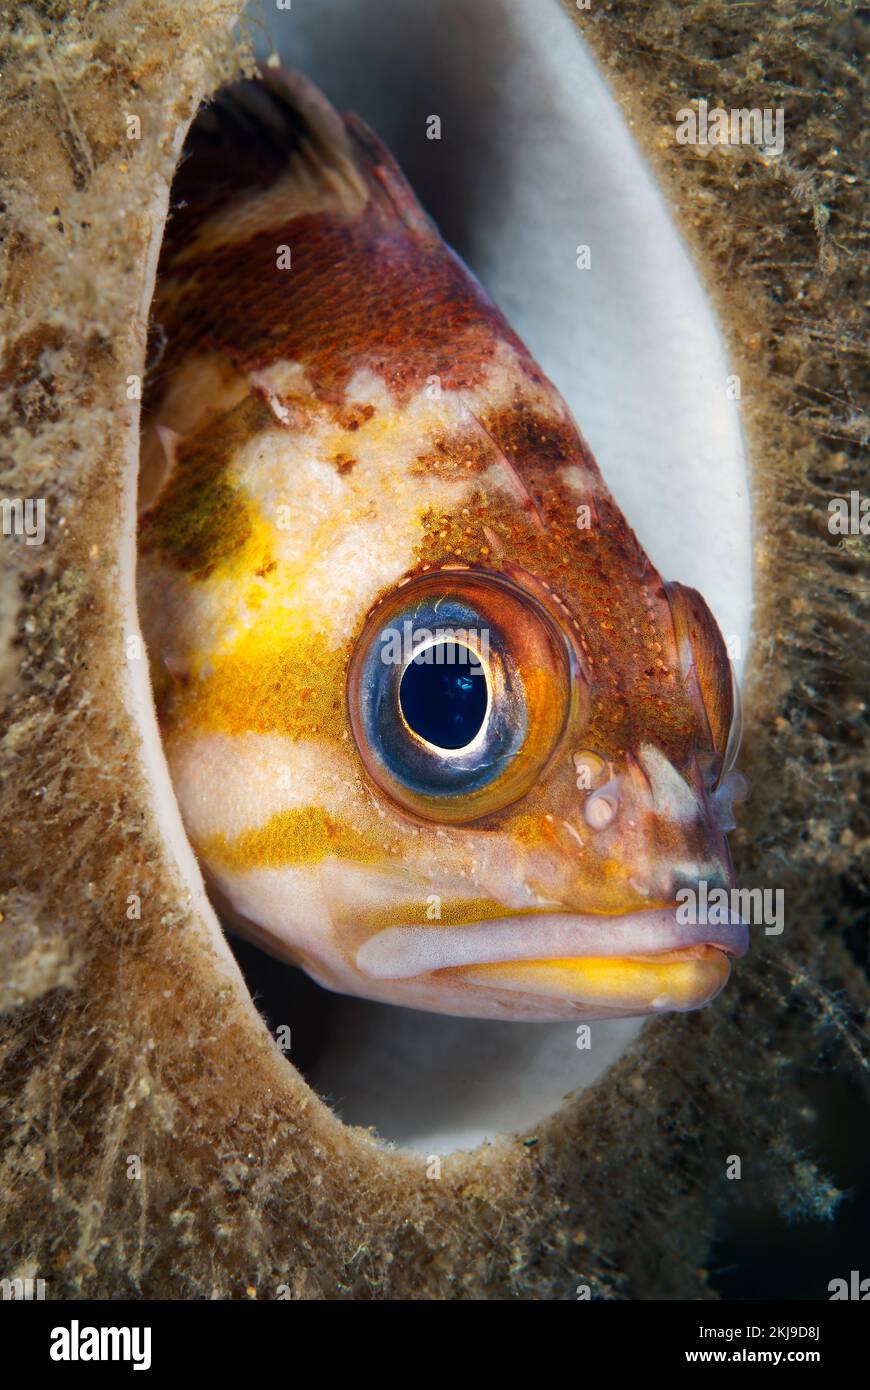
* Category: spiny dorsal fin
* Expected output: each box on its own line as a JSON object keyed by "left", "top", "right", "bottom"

{"left": 343, "top": 111, "right": 435, "bottom": 236}
{"left": 166, "top": 65, "right": 434, "bottom": 260}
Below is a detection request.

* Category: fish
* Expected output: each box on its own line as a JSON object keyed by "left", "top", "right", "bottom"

{"left": 137, "top": 67, "right": 749, "bottom": 1024}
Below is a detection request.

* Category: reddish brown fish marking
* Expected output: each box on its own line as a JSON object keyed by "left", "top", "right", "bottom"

{"left": 333, "top": 401, "right": 376, "bottom": 431}
{"left": 154, "top": 209, "right": 534, "bottom": 406}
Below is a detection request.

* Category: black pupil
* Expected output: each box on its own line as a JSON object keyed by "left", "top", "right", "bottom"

{"left": 399, "top": 643, "right": 488, "bottom": 750}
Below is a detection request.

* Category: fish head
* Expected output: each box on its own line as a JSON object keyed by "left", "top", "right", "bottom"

{"left": 333, "top": 483, "right": 748, "bottom": 1022}
{"left": 138, "top": 67, "right": 749, "bottom": 1023}
{"left": 146, "top": 378, "right": 747, "bottom": 1023}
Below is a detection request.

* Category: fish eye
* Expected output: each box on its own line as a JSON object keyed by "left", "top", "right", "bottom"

{"left": 347, "top": 571, "right": 575, "bottom": 823}
{"left": 398, "top": 642, "right": 490, "bottom": 751}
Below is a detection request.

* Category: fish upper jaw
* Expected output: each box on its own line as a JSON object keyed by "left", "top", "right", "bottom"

{"left": 350, "top": 905, "right": 748, "bottom": 1022}
{"left": 356, "top": 907, "right": 749, "bottom": 979}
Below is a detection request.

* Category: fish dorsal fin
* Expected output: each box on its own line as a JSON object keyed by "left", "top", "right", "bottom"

{"left": 166, "top": 65, "right": 434, "bottom": 261}
{"left": 343, "top": 111, "right": 435, "bottom": 236}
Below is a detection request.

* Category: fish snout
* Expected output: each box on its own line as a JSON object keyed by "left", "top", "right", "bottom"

{"left": 555, "top": 744, "right": 748, "bottom": 933}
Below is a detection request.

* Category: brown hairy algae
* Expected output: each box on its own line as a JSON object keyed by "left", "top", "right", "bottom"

{"left": 0, "top": 0, "right": 867, "bottom": 1299}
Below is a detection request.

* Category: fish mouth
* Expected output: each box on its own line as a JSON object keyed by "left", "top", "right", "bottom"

{"left": 355, "top": 908, "right": 748, "bottom": 1015}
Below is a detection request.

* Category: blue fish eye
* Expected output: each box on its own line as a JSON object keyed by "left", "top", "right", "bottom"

{"left": 347, "top": 571, "right": 574, "bottom": 824}
{"left": 399, "top": 642, "right": 489, "bottom": 750}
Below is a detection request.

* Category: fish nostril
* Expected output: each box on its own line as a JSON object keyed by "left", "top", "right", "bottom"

{"left": 585, "top": 788, "right": 618, "bottom": 829}
{"left": 573, "top": 750, "right": 607, "bottom": 792}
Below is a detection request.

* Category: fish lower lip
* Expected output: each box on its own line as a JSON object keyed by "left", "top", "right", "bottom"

{"left": 355, "top": 908, "right": 749, "bottom": 981}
